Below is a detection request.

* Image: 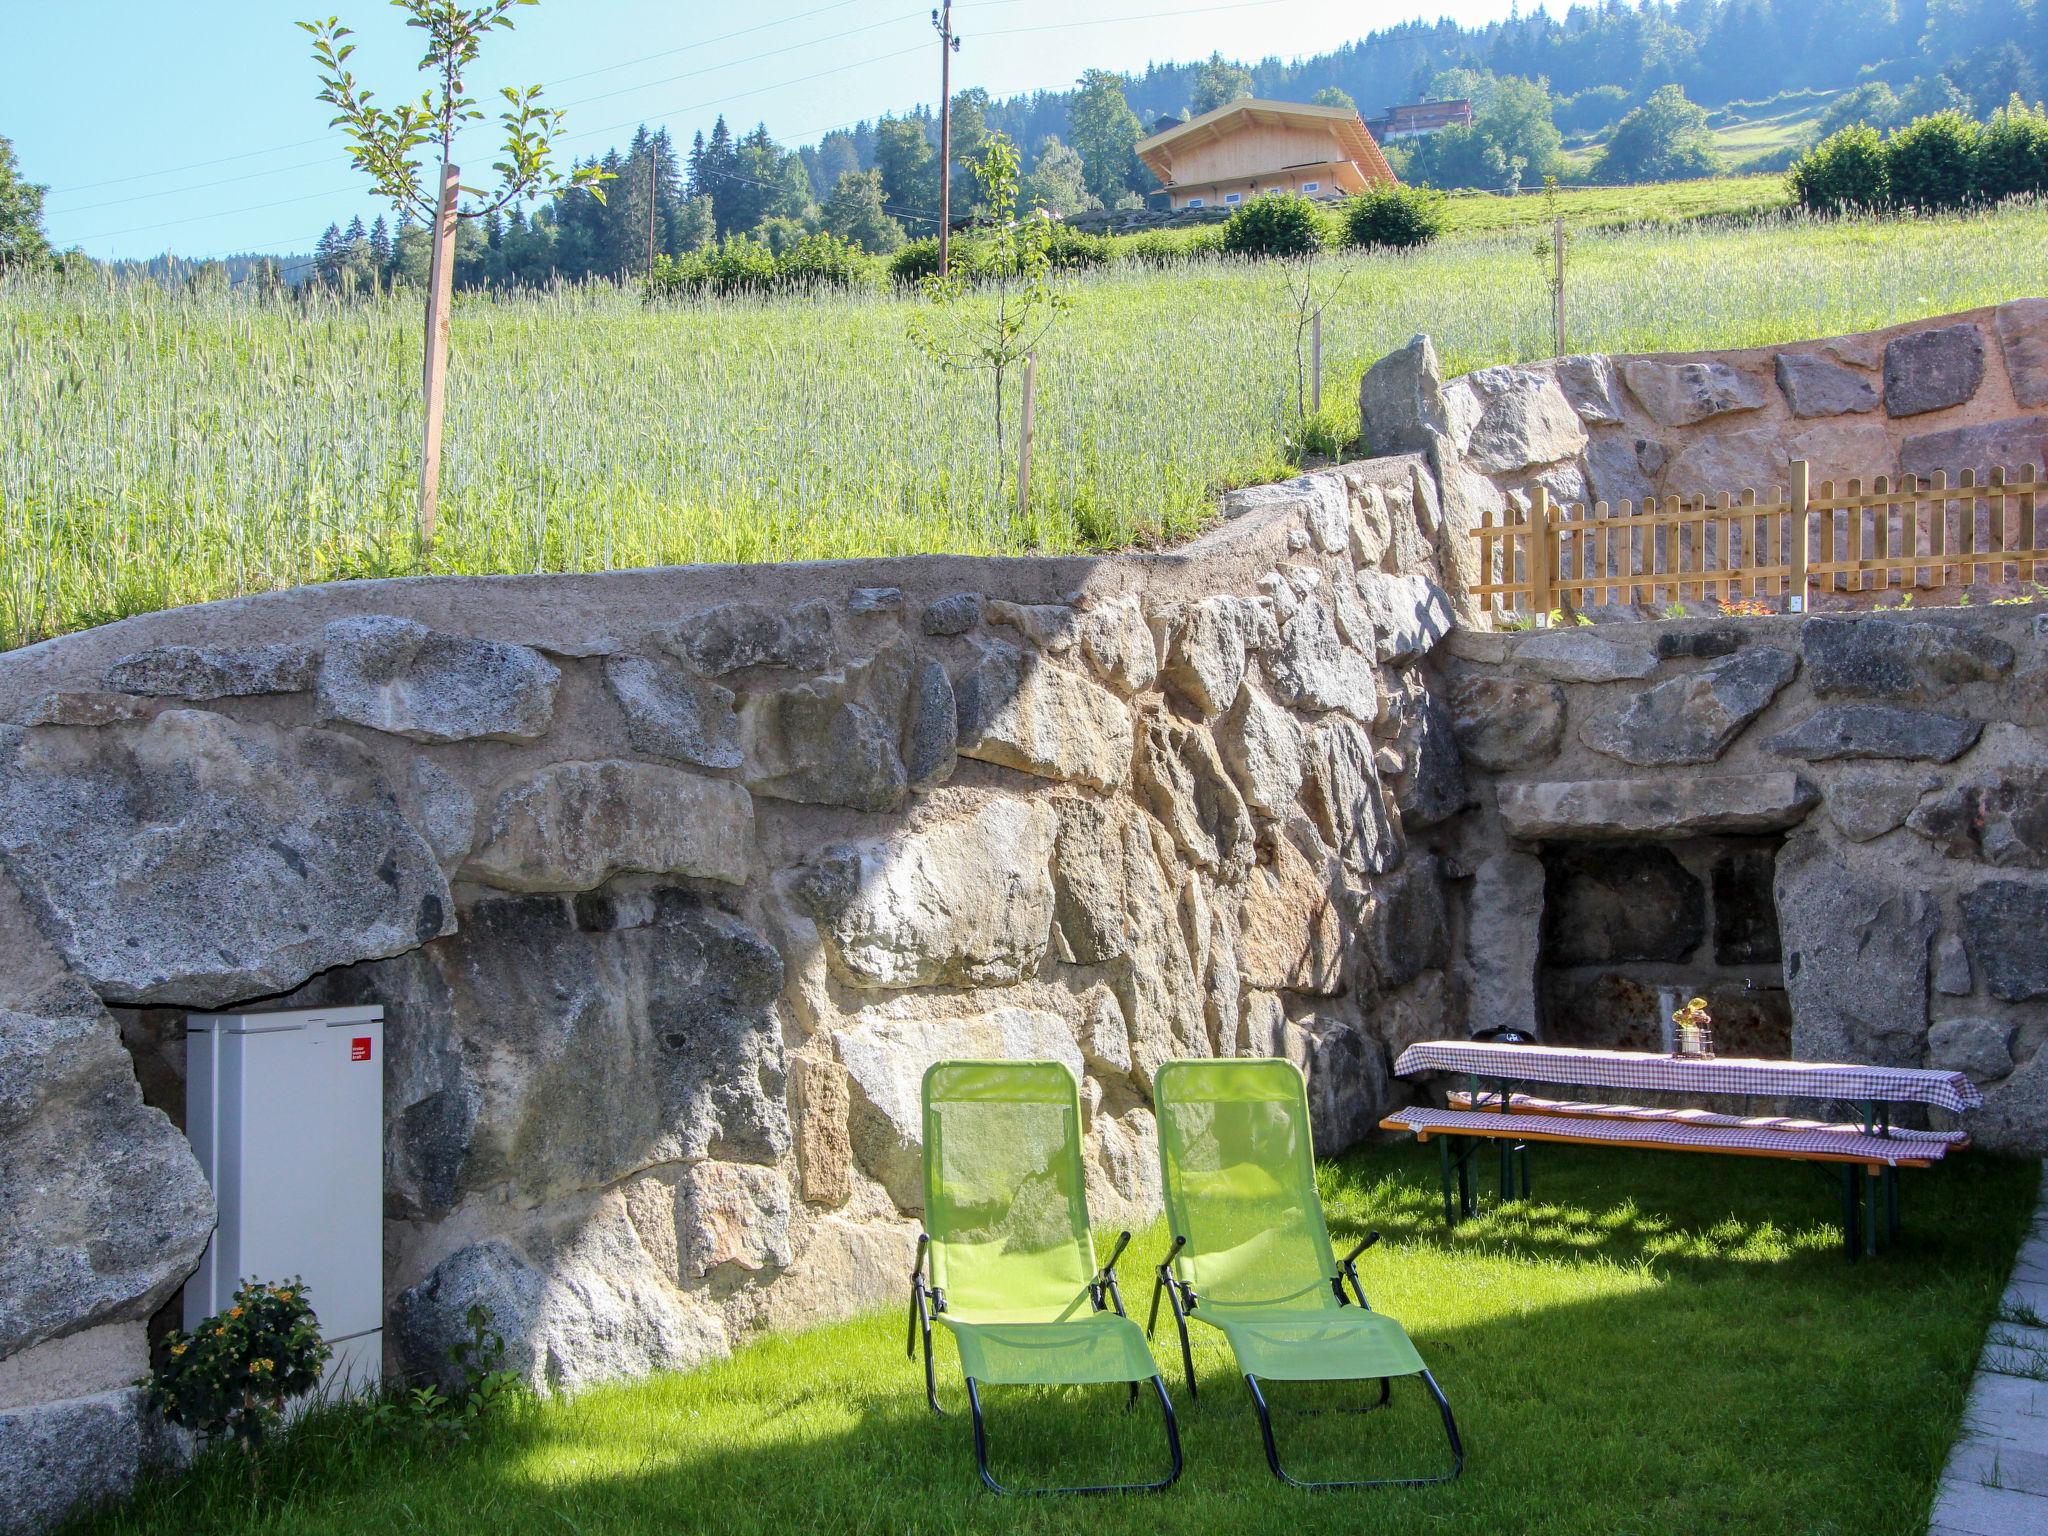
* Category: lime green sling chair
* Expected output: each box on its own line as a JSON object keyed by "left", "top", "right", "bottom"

{"left": 1148, "top": 1058, "right": 1465, "bottom": 1490}
{"left": 909, "top": 1060, "right": 1183, "bottom": 1496}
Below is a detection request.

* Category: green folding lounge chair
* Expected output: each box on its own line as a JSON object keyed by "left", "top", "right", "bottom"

{"left": 909, "top": 1059, "right": 1183, "bottom": 1496}
{"left": 1149, "top": 1058, "right": 1464, "bottom": 1490}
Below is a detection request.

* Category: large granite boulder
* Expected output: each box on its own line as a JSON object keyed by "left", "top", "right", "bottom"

{"left": 1883, "top": 323, "right": 1984, "bottom": 417}
{"left": 1441, "top": 365, "right": 1587, "bottom": 474}
{"left": 795, "top": 794, "right": 1056, "bottom": 989}
{"left": 0, "top": 1387, "right": 156, "bottom": 1535}
{"left": 1049, "top": 798, "right": 1160, "bottom": 965}
{"left": 1553, "top": 355, "right": 1624, "bottom": 423}
{"left": 1261, "top": 597, "right": 1378, "bottom": 721}
{"left": 1774, "top": 352, "right": 1877, "bottom": 417}
{"left": 1217, "top": 683, "right": 1306, "bottom": 819}
{"left": 1387, "top": 681, "right": 1469, "bottom": 829}
{"left": 1622, "top": 359, "right": 1767, "bottom": 426}
{"left": 1898, "top": 415, "right": 2048, "bottom": 482}
{"left": 1358, "top": 333, "right": 1449, "bottom": 457}
{"left": 1291, "top": 1003, "right": 1393, "bottom": 1155}
{"left": 317, "top": 616, "right": 559, "bottom": 742}
{"left": 1077, "top": 596, "right": 1158, "bottom": 696}
{"left": 831, "top": 1006, "right": 1082, "bottom": 1210}
{"left": 1514, "top": 629, "right": 1657, "bottom": 683}
{"left": 1578, "top": 647, "right": 1798, "bottom": 766}
{"left": 954, "top": 641, "right": 1134, "bottom": 791}
{"left": 318, "top": 889, "right": 787, "bottom": 1214}
{"left": 1766, "top": 705, "right": 1982, "bottom": 763}
{"left": 1960, "top": 880, "right": 2048, "bottom": 1001}
{"left": 104, "top": 640, "right": 315, "bottom": 700}
{"left": 1448, "top": 674, "right": 1566, "bottom": 770}
{"left": 1460, "top": 849, "right": 1545, "bottom": 1035}
{"left": 1583, "top": 433, "right": 1659, "bottom": 508}
{"left": 0, "top": 880, "right": 213, "bottom": 1360}
{"left": 1354, "top": 571, "right": 1455, "bottom": 665}
{"left": 1135, "top": 714, "right": 1255, "bottom": 878}
{"left": 1238, "top": 826, "right": 1345, "bottom": 995}
{"left": 461, "top": 761, "right": 753, "bottom": 892}
{"left": 1302, "top": 718, "right": 1401, "bottom": 877}
{"left": 1359, "top": 852, "right": 1451, "bottom": 994}
{"left": 602, "top": 656, "right": 741, "bottom": 769}
{"left": 1803, "top": 617, "right": 2013, "bottom": 701}
{"left": 660, "top": 600, "right": 832, "bottom": 676}
{"left": 738, "top": 645, "right": 939, "bottom": 813}
{"left": 1498, "top": 773, "right": 1819, "bottom": 839}
{"left": 1995, "top": 297, "right": 2048, "bottom": 408}
{"left": 1907, "top": 767, "right": 2048, "bottom": 867}
{"left": 1157, "top": 596, "right": 1255, "bottom": 718}
{"left": 394, "top": 1207, "right": 725, "bottom": 1396}
{"left": 1776, "top": 834, "right": 1935, "bottom": 1064}
{"left": 0, "top": 711, "right": 451, "bottom": 1007}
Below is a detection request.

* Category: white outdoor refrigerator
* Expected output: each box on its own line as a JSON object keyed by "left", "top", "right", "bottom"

{"left": 183, "top": 1005, "right": 386, "bottom": 1394}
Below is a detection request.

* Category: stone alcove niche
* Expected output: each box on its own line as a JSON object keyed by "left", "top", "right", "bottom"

{"left": 1536, "top": 834, "right": 1790, "bottom": 1055}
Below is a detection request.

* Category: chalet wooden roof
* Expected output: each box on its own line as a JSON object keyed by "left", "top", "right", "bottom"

{"left": 1134, "top": 98, "right": 1397, "bottom": 187}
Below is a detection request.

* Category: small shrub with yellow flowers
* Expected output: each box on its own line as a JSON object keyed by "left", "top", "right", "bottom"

{"left": 146, "top": 1278, "right": 330, "bottom": 1451}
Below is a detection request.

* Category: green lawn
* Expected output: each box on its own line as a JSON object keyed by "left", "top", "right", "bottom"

{"left": 78, "top": 1142, "right": 2037, "bottom": 1536}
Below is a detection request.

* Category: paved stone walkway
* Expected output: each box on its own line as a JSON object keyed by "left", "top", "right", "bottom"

{"left": 1928, "top": 1164, "right": 2048, "bottom": 1536}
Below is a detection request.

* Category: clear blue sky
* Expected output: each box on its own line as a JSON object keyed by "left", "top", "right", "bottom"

{"left": 5, "top": 1, "right": 1527, "bottom": 261}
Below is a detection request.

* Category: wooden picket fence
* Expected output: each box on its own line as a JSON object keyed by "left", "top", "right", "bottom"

{"left": 1471, "top": 459, "right": 2043, "bottom": 618}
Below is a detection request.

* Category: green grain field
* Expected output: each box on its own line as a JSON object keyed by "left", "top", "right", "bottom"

{"left": 5, "top": 196, "right": 2046, "bottom": 651}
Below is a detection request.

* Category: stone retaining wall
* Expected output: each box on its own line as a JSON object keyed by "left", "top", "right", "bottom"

{"left": 1439, "top": 605, "right": 2048, "bottom": 1152}
{"left": 1361, "top": 300, "right": 2048, "bottom": 616}
{"left": 0, "top": 453, "right": 1469, "bottom": 1530}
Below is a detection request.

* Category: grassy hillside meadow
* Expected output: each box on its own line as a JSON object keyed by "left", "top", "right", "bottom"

{"left": 5, "top": 193, "right": 2047, "bottom": 651}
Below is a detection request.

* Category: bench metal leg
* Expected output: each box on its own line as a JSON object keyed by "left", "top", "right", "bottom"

{"left": 1841, "top": 1166, "right": 1860, "bottom": 1263}
{"left": 1436, "top": 1136, "right": 1455, "bottom": 1227}
{"left": 1865, "top": 1168, "right": 1879, "bottom": 1258}
{"left": 1884, "top": 1165, "right": 1900, "bottom": 1245}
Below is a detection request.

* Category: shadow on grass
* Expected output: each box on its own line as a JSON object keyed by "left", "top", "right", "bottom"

{"left": 76, "top": 1143, "right": 2039, "bottom": 1536}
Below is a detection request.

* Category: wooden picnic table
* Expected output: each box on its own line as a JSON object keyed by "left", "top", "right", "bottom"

{"left": 1383, "top": 1040, "right": 1984, "bottom": 1261}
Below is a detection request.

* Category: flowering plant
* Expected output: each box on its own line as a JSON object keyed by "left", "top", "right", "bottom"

{"left": 146, "top": 1278, "right": 331, "bottom": 1450}
{"left": 1672, "top": 996, "right": 1714, "bottom": 1057}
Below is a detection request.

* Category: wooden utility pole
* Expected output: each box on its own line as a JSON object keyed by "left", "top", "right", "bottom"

{"left": 418, "top": 160, "right": 459, "bottom": 554}
{"left": 646, "top": 142, "right": 659, "bottom": 276}
{"left": 934, "top": 3, "right": 958, "bottom": 277}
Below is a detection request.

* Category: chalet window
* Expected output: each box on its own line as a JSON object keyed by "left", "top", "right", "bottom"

{"left": 1302, "top": 181, "right": 1320, "bottom": 193}
{"left": 1224, "top": 192, "right": 1242, "bottom": 205}
{"left": 1186, "top": 197, "right": 1204, "bottom": 208}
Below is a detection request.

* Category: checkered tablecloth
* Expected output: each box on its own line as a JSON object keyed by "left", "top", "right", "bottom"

{"left": 1393, "top": 1041, "right": 1983, "bottom": 1115}
{"left": 1382, "top": 1107, "right": 1948, "bottom": 1167}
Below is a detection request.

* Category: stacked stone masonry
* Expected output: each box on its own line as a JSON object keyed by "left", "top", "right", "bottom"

{"left": 2, "top": 305, "right": 2046, "bottom": 1532}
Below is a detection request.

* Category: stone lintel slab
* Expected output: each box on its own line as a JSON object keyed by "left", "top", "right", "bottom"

{"left": 1496, "top": 772, "right": 1819, "bottom": 841}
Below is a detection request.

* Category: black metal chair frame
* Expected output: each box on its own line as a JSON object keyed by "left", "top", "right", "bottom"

{"left": 909, "top": 1232, "right": 1184, "bottom": 1496}
{"left": 1146, "top": 1232, "right": 1465, "bottom": 1491}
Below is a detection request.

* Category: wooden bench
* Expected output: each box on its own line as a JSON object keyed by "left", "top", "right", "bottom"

{"left": 1442, "top": 1090, "right": 1968, "bottom": 1153}
{"left": 1378, "top": 1104, "right": 1946, "bottom": 1259}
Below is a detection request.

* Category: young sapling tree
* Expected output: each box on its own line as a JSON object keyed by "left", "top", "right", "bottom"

{"left": 301, "top": 0, "right": 608, "bottom": 553}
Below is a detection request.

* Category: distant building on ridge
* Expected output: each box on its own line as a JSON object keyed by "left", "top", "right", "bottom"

{"left": 1135, "top": 98, "right": 1399, "bottom": 213}
{"left": 1365, "top": 99, "right": 1474, "bottom": 142}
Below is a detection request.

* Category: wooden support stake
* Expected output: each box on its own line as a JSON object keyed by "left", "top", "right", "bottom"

{"left": 1788, "top": 459, "right": 1809, "bottom": 612}
{"left": 417, "top": 160, "right": 460, "bottom": 556}
{"left": 1310, "top": 308, "right": 1322, "bottom": 415}
{"left": 1530, "top": 484, "right": 1553, "bottom": 620}
{"left": 1016, "top": 352, "right": 1036, "bottom": 522}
